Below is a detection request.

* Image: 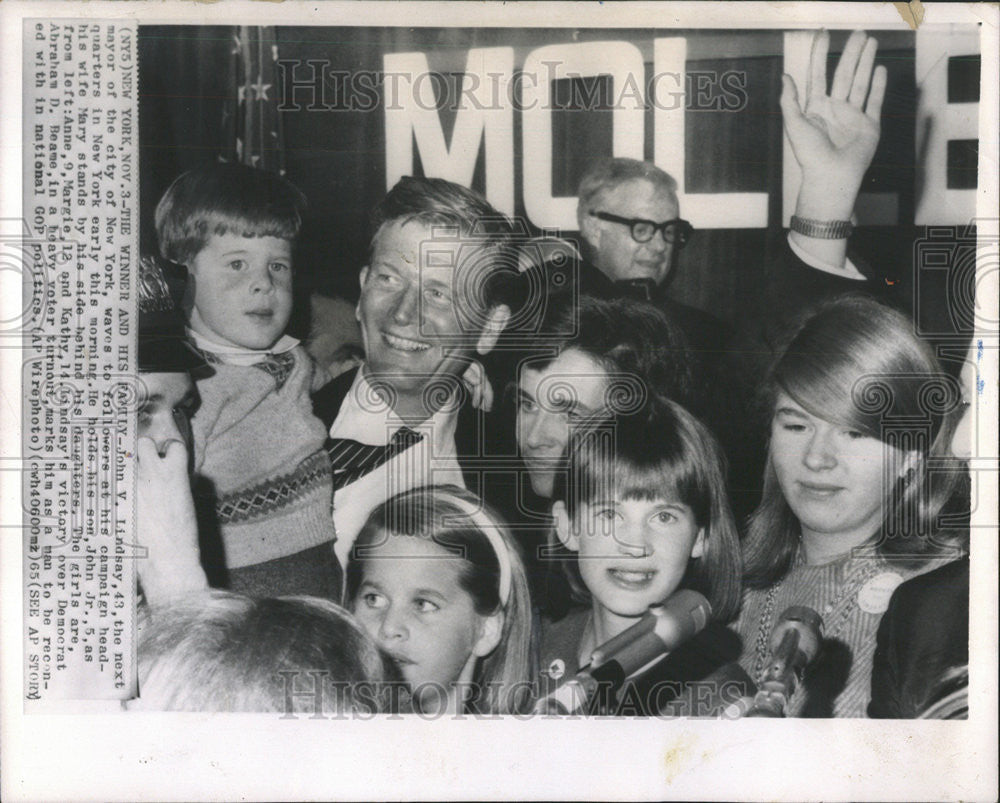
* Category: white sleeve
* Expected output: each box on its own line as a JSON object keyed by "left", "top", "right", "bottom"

{"left": 787, "top": 232, "right": 866, "bottom": 281}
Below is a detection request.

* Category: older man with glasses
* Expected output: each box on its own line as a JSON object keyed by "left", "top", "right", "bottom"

{"left": 571, "top": 158, "right": 722, "bottom": 361}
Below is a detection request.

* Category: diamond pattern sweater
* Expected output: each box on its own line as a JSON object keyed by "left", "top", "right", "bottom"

{"left": 189, "top": 345, "right": 338, "bottom": 593}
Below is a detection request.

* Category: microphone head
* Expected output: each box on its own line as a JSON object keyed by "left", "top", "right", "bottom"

{"left": 650, "top": 589, "right": 712, "bottom": 647}
{"left": 770, "top": 606, "right": 824, "bottom": 662}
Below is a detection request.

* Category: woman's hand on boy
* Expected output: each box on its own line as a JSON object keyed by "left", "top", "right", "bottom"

{"left": 136, "top": 437, "right": 208, "bottom": 604}
{"left": 461, "top": 359, "right": 494, "bottom": 412}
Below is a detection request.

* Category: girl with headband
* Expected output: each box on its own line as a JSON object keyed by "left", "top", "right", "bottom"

{"left": 346, "top": 485, "right": 533, "bottom": 715}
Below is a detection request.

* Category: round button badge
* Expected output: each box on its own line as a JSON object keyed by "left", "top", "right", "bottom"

{"left": 857, "top": 572, "right": 905, "bottom": 615}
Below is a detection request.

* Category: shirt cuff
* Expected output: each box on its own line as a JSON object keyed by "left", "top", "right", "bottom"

{"left": 787, "top": 233, "right": 866, "bottom": 281}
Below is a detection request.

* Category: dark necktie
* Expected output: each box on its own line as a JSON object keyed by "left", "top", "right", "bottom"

{"left": 325, "top": 427, "right": 424, "bottom": 491}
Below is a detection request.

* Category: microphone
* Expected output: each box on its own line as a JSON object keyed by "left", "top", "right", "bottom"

{"left": 744, "top": 606, "right": 824, "bottom": 717}
{"left": 535, "top": 589, "right": 712, "bottom": 715}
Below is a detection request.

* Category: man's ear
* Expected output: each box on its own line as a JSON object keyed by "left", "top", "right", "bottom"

{"left": 356, "top": 266, "right": 369, "bottom": 321}
{"left": 690, "top": 528, "right": 706, "bottom": 560}
{"left": 578, "top": 211, "right": 600, "bottom": 251}
{"left": 472, "top": 610, "right": 504, "bottom": 658}
{"left": 475, "top": 304, "right": 511, "bottom": 355}
{"left": 553, "top": 500, "right": 580, "bottom": 552}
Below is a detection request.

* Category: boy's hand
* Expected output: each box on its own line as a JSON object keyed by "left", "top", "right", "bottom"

{"left": 782, "top": 30, "right": 887, "bottom": 221}
{"left": 136, "top": 437, "right": 208, "bottom": 605}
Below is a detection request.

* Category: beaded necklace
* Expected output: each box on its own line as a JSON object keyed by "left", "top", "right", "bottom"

{"left": 751, "top": 549, "right": 886, "bottom": 681}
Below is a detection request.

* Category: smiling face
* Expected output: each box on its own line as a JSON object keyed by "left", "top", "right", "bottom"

{"left": 517, "top": 349, "right": 610, "bottom": 498}
{"left": 351, "top": 534, "right": 497, "bottom": 711}
{"left": 357, "top": 219, "right": 505, "bottom": 405}
{"left": 555, "top": 495, "right": 704, "bottom": 627}
{"left": 137, "top": 371, "right": 198, "bottom": 456}
{"left": 770, "top": 391, "right": 909, "bottom": 554}
{"left": 186, "top": 233, "right": 293, "bottom": 351}
{"left": 581, "top": 178, "right": 680, "bottom": 286}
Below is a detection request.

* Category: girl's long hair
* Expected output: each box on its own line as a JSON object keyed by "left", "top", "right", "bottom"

{"left": 346, "top": 485, "right": 534, "bottom": 714}
{"left": 744, "top": 294, "right": 963, "bottom": 588}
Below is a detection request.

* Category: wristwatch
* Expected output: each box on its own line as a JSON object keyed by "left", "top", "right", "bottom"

{"left": 790, "top": 215, "right": 854, "bottom": 239}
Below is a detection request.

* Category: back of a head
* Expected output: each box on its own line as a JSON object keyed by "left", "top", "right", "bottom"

{"left": 155, "top": 161, "right": 308, "bottom": 266}
{"left": 135, "top": 591, "right": 399, "bottom": 714}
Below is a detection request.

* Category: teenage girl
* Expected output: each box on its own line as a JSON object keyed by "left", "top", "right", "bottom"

{"left": 736, "top": 295, "right": 961, "bottom": 717}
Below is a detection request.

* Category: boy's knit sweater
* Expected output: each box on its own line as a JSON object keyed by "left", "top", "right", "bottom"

{"left": 189, "top": 337, "right": 338, "bottom": 598}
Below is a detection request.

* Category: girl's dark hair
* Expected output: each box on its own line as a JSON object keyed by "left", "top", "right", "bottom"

{"left": 155, "top": 162, "right": 307, "bottom": 266}
{"left": 509, "top": 292, "right": 695, "bottom": 412}
{"left": 744, "top": 294, "right": 963, "bottom": 588}
{"left": 345, "top": 485, "right": 533, "bottom": 714}
{"left": 552, "top": 398, "right": 742, "bottom": 622}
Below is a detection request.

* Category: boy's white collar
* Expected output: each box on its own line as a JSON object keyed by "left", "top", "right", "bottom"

{"left": 187, "top": 328, "right": 299, "bottom": 366}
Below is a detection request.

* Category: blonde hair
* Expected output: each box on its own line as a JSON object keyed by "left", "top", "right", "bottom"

{"left": 135, "top": 591, "right": 399, "bottom": 713}
{"left": 744, "top": 295, "right": 963, "bottom": 587}
{"left": 346, "top": 485, "right": 534, "bottom": 714}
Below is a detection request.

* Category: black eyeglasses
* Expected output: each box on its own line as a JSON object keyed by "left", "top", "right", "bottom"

{"left": 589, "top": 211, "right": 693, "bottom": 247}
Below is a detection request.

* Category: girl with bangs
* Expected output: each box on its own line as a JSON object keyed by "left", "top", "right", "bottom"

{"left": 735, "top": 294, "right": 963, "bottom": 718}
{"left": 541, "top": 398, "right": 744, "bottom": 715}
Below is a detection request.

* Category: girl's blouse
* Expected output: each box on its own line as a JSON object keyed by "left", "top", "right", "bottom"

{"left": 732, "top": 550, "right": 941, "bottom": 718}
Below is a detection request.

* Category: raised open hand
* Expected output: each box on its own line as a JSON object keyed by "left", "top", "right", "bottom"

{"left": 782, "top": 30, "right": 887, "bottom": 219}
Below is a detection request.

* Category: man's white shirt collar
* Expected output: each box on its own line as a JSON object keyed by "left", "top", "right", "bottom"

{"left": 329, "top": 366, "right": 461, "bottom": 447}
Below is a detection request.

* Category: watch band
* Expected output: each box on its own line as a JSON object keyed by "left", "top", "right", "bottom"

{"left": 790, "top": 215, "right": 854, "bottom": 239}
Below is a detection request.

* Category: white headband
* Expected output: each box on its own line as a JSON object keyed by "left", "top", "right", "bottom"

{"left": 444, "top": 494, "right": 513, "bottom": 607}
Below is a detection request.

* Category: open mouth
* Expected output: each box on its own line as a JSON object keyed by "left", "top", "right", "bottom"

{"left": 383, "top": 332, "right": 431, "bottom": 352}
{"left": 607, "top": 568, "right": 656, "bottom": 588}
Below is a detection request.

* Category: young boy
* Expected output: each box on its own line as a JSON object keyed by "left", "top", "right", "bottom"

{"left": 154, "top": 162, "right": 339, "bottom": 599}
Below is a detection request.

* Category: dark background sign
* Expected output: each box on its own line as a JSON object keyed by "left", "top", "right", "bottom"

{"left": 138, "top": 26, "right": 980, "bottom": 336}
